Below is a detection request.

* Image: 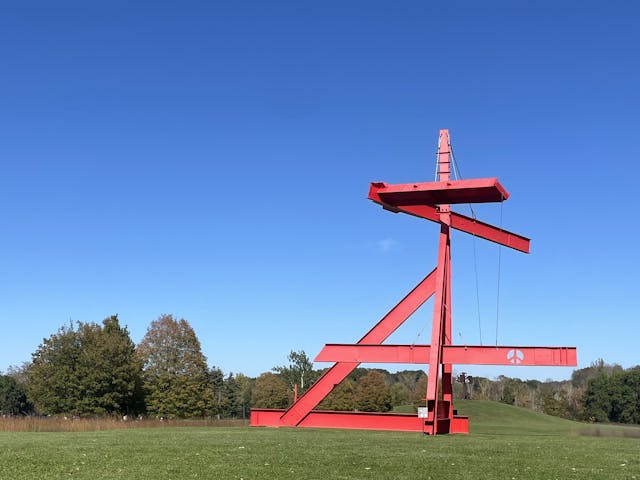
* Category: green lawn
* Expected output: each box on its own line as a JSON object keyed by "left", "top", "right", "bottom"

{"left": 1, "top": 402, "right": 639, "bottom": 480}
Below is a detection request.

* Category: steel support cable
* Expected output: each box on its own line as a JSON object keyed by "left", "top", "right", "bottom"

{"left": 495, "top": 199, "right": 504, "bottom": 346}
{"left": 417, "top": 133, "right": 444, "bottom": 346}
{"left": 411, "top": 318, "right": 431, "bottom": 347}
{"left": 450, "top": 142, "right": 483, "bottom": 345}
{"left": 472, "top": 235, "right": 483, "bottom": 345}
{"left": 451, "top": 140, "right": 504, "bottom": 346}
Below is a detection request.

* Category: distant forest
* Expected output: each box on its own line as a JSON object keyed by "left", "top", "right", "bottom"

{"left": 1, "top": 315, "right": 638, "bottom": 425}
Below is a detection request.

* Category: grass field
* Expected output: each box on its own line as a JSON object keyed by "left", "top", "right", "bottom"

{"left": 1, "top": 401, "right": 638, "bottom": 480}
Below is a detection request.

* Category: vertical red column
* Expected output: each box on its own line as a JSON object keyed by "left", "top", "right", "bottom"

{"left": 436, "top": 129, "right": 451, "bottom": 181}
{"left": 441, "top": 238, "right": 453, "bottom": 422}
{"left": 425, "top": 129, "right": 453, "bottom": 434}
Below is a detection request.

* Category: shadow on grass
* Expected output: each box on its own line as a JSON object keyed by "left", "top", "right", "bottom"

{"left": 577, "top": 424, "right": 640, "bottom": 438}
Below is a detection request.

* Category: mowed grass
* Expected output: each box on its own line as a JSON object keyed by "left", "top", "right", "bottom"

{"left": 1, "top": 401, "right": 638, "bottom": 480}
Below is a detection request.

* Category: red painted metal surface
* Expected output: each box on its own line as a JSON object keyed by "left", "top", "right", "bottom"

{"left": 424, "top": 130, "right": 455, "bottom": 434}
{"left": 369, "top": 193, "right": 530, "bottom": 253}
{"left": 315, "top": 344, "right": 577, "bottom": 366}
{"left": 250, "top": 129, "right": 576, "bottom": 434}
{"left": 371, "top": 178, "right": 509, "bottom": 206}
{"left": 251, "top": 408, "right": 469, "bottom": 433}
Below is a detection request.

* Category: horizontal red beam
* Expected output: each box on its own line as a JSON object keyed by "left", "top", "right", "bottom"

{"left": 315, "top": 344, "right": 577, "bottom": 366}
{"left": 370, "top": 178, "right": 509, "bottom": 206}
{"left": 316, "top": 344, "right": 430, "bottom": 364}
{"left": 251, "top": 408, "right": 469, "bottom": 433}
{"left": 369, "top": 190, "right": 530, "bottom": 253}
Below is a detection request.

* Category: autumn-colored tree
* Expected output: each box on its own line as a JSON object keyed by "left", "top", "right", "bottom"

{"left": 137, "top": 314, "right": 213, "bottom": 418}
{"left": 354, "top": 370, "right": 392, "bottom": 412}
{"left": 28, "top": 316, "right": 142, "bottom": 415}
{"left": 411, "top": 375, "right": 428, "bottom": 409}
{"left": 251, "top": 372, "right": 290, "bottom": 409}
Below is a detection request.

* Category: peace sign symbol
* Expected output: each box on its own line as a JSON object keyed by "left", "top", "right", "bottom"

{"left": 507, "top": 349, "right": 524, "bottom": 364}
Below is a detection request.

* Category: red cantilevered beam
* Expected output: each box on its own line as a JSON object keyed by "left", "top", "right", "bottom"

{"left": 372, "top": 178, "right": 509, "bottom": 206}
{"left": 369, "top": 188, "right": 530, "bottom": 253}
{"left": 315, "top": 344, "right": 577, "bottom": 367}
{"left": 401, "top": 204, "right": 530, "bottom": 253}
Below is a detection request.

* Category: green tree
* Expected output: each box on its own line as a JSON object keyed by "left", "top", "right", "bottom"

{"left": 251, "top": 373, "right": 290, "bottom": 409}
{"left": 273, "top": 350, "right": 319, "bottom": 395}
{"left": 620, "top": 367, "right": 640, "bottom": 424}
{"left": 393, "top": 370, "right": 427, "bottom": 393}
{"left": 499, "top": 375, "right": 516, "bottom": 405}
{"left": 28, "top": 316, "right": 142, "bottom": 416}
{"left": 222, "top": 373, "right": 241, "bottom": 418}
{"left": 583, "top": 372, "right": 620, "bottom": 423}
{"left": 210, "top": 366, "right": 227, "bottom": 418}
{"left": 390, "top": 382, "right": 410, "bottom": 407}
{"left": 5, "top": 363, "right": 31, "bottom": 386}
{"left": 607, "top": 368, "right": 640, "bottom": 424}
{"left": 572, "top": 359, "right": 623, "bottom": 389}
{"left": 28, "top": 324, "right": 80, "bottom": 414}
{"left": 348, "top": 367, "right": 376, "bottom": 383}
{"left": 541, "top": 393, "right": 569, "bottom": 418}
{"left": 235, "top": 373, "right": 254, "bottom": 419}
{"left": 0, "top": 375, "right": 31, "bottom": 415}
{"left": 318, "top": 379, "right": 355, "bottom": 411}
{"left": 221, "top": 373, "right": 254, "bottom": 418}
{"left": 76, "top": 316, "right": 143, "bottom": 415}
{"left": 354, "top": 370, "right": 392, "bottom": 412}
{"left": 137, "top": 314, "right": 213, "bottom": 418}
{"left": 210, "top": 369, "right": 253, "bottom": 419}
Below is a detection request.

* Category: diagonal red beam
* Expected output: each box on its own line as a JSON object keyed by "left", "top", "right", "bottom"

{"left": 316, "top": 344, "right": 577, "bottom": 366}
{"left": 449, "top": 207, "right": 529, "bottom": 253}
{"left": 279, "top": 270, "right": 437, "bottom": 426}
{"left": 369, "top": 191, "right": 530, "bottom": 253}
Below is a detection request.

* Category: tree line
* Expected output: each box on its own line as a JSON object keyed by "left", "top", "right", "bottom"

{"left": 1, "top": 316, "right": 638, "bottom": 426}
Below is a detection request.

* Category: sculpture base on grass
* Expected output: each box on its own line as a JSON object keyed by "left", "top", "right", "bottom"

{"left": 251, "top": 408, "right": 469, "bottom": 434}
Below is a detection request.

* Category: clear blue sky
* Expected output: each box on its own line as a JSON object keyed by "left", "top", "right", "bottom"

{"left": 1, "top": 1, "right": 639, "bottom": 381}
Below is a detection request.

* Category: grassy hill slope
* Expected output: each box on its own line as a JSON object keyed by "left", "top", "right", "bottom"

{"left": 456, "top": 399, "right": 640, "bottom": 437}
{"left": 455, "top": 399, "right": 579, "bottom": 435}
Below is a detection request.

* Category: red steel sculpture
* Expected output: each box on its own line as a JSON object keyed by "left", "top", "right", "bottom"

{"left": 251, "top": 129, "right": 577, "bottom": 434}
